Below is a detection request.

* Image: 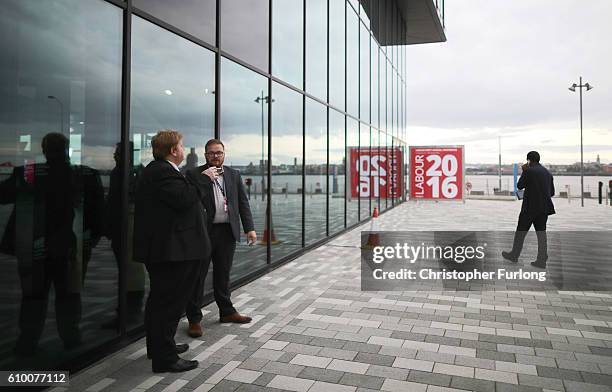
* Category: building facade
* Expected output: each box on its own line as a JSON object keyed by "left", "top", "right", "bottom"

{"left": 0, "top": 0, "right": 444, "bottom": 372}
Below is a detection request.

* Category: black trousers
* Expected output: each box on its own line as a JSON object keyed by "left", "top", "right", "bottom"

{"left": 186, "top": 223, "right": 237, "bottom": 322}
{"left": 16, "top": 256, "right": 82, "bottom": 353}
{"left": 145, "top": 259, "right": 201, "bottom": 364}
{"left": 510, "top": 212, "right": 549, "bottom": 262}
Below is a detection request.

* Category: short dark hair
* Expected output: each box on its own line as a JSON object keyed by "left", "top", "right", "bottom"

{"left": 527, "top": 151, "right": 540, "bottom": 163}
{"left": 42, "top": 132, "right": 69, "bottom": 154}
{"left": 205, "top": 139, "right": 224, "bottom": 152}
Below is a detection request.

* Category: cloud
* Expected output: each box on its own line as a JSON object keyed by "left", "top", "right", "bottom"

{"left": 405, "top": 0, "right": 612, "bottom": 164}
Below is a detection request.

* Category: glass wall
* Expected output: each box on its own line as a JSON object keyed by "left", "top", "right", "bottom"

{"left": 346, "top": 118, "right": 359, "bottom": 226}
{"left": 329, "top": 0, "right": 345, "bottom": 110}
{"left": 359, "top": 123, "right": 371, "bottom": 220}
{"left": 329, "top": 110, "right": 345, "bottom": 234}
{"left": 306, "top": 0, "right": 327, "bottom": 100}
{"left": 219, "top": 58, "right": 269, "bottom": 278}
{"left": 359, "top": 22, "right": 370, "bottom": 123}
{"left": 0, "top": 0, "right": 121, "bottom": 370}
{"left": 272, "top": 0, "right": 303, "bottom": 88}
{"left": 305, "top": 99, "right": 327, "bottom": 245}
{"left": 221, "top": 0, "right": 269, "bottom": 71}
{"left": 270, "top": 83, "right": 303, "bottom": 262}
{"left": 346, "top": 6, "right": 359, "bottom": 117}
{"left": 371, "top": 40, "right": 379, "bottom": 129}
{"left": 133, "top": 0, "right": 215, "bottom": 45}
{"left": 0, "top": 0, "right": 411, "bottom": 372}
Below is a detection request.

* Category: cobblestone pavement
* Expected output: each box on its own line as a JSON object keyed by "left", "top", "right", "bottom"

{"left": 62, "top": 199, "right": 612, "bottom": 392}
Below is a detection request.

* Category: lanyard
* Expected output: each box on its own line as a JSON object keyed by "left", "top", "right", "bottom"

{"left": 214, "top": 177, "right": 226, "bottom": 198}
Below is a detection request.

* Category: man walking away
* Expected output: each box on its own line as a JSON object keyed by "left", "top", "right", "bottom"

{"left": 502, "top": 151, "right": 555, "bottom": 268}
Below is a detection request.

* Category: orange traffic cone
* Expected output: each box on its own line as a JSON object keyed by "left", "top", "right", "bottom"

{"left": 363, "top": 207, "right": 380, "bottom": 249}
{"left": 259, "top": 206, "right": 280, "bottom": 245}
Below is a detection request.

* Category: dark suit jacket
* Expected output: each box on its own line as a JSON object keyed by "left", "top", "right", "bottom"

{"left": 133, "top": 159, "right": 210, "bottom": 264}
{"left": 517, "top": 163, "right": 556, "bottom": 216}
{"left": 0, "top": 162, "right": 104, "bottom": 259}
{"left": 186, "top": 164, "right": 255, "bottom": 242}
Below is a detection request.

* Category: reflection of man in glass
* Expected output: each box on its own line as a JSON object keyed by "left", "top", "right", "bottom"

{"left": 185, "top": 139, "right": 257, "bottom": 338}
{"left": 102, "top": 142, "right": 145, "bottom": 328}
{"left": 0, "top": 133, "right": 104, "bottom": 356}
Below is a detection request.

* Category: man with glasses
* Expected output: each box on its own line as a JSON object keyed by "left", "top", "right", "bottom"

{"left": 185, "top": 139, "right": 257, "bottom": 338}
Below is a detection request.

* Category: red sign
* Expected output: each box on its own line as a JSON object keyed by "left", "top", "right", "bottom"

{"left": 409, "top": 146, "right": 464, "bottom": 200}
{"left": 349, "top": 147, "right": 403, "bottom": 198}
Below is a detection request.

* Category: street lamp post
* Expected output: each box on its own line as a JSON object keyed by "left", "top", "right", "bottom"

{"left": 254, "top": 91, "right": 273, "bottom": 201}
{"left": 568, "top": 77, "right": 593, "bottom": 207}
{"left": 47, "top": 95, "right": 64, "bottom": 133}
{"left": 498, "top": 136, "right": 502, "bottom": 192}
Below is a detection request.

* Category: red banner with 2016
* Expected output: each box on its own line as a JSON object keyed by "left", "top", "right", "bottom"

{"left": 409, "top": 146, "right": 464, "bottom": 200}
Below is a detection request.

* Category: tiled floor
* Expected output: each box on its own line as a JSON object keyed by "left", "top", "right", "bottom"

{"left": 62, "top": 198, "right": 612, "bottom": 392}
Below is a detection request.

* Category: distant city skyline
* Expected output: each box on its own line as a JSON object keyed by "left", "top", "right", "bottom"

{"left": 406, "top": 0, "right": 612, "bottom": 165}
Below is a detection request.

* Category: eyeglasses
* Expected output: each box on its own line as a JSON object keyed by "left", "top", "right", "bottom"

{"left": 205, "top": 151, "right": 225, "bottom": 157}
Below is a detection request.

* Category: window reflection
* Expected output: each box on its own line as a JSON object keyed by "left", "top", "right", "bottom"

{"left": 130, "top": 16, "right": 215, "bottom": 327}
{"left": 329, "top": 0, "right": 345, "bottom": 109}
{"left": 273, "top": 0, "right": 303, "bottom": 88}
{"left": 133, "top": 0, "right": 215, "bottom": 45}
{"left": 271, "top": 83, "right": 303, "bottom": 262}
{"left": 371, "top": 40, "right": 379, "bottom": 128}
{"left": 306, "top": 0, "right": 327, "bottom": 99}
{"left": 329, "top": 110, "right": 345, "bottom": 234}
{"left": 221, "top": 0, "right": 269, "bottom": 71}
{"left": 0, "top": 0, "right": 121, "bottom": 369}
{"left": 359, "top": 22, "right": 370, "bottom": 123}
{"left": 359, "top": 123, "right": 371, "bottom": 220}
{"left": 220, "top": 57, "right": 268, "bottom": 276}
{"left": 347, "top": 7, "right": 359, "bottom": 117}
{"left": 346, "top": 118, "right": 359, "bottom": 226}
{"left": 131, "top": 16, "right": 215, "bottom": 170}
{"left": 305, "top": 99, "right": 327, "bottom": 245}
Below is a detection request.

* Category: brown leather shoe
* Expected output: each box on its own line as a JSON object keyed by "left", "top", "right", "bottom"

{"left": 219, "top": 312, "right": 252, "bottom": 324}
{"left": 187, "top": 322, "right": 203, "bottom": 338}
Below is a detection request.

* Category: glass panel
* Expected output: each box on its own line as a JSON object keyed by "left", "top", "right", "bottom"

{"left": 346, "top": 118, "right": 359, "bottom": 226}
{"left": 359, "top": 22, "right": 370, "bottom": 123}
{"left": 359, "top": 0, "right": 371, "bottom": 28}
{"left": 272, "top": 0, "right": 303, "bottom": 88}
{"left": 329, "top": 109, "right": 345, "bottom": 234}
{"left": 131, "top": 16, "right": 215, "bottom": 169}
{"left": 271, "top": 83, "right": 303, "bottom": 262}
{"left": 130, "top": 16, "right": 215, "bottom": 323}
{"left": 221, "top": 0, "right": 269, "bottom": 71}
{"left": 371, "top": 41, "right": 379, "bottom": 128}
{"left": 359, "top": 123, "right": 370, "bottom": 220}
{"left": 219, "top": 58, "right": 268, "bottom": 277}
{"left": 133, "top": 0, "right": 215, "bottom": 45}
{"left": 346, "top": 7, "right": 359, "bottom": 117}
{"left": 305, "top": 99, "right": 327, "bottom": 245}
{"left": 0, "top": 0, "right": 121, "bottom": 369}
{"left": 329, "top": 0, "right": 345, "bottom": 109}
{"left": 372, "top": 128, "right": 380, "bottom": 212}
{"left": 306, "top": 0, "right": 327, "bottom": 99}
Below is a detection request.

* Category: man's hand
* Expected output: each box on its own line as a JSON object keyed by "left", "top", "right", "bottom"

{"left": 521, "top": 163, "right": 529, "bottom": 172}
{"left": 202, "top": 166, "right": 218, "bottom": 181}
{"left": 246, "top": 230, "right": 257, "bottom": 245}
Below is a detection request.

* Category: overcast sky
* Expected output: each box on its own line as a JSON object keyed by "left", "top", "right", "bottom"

{"left": 405, "top": 0, "right": 612, "bottom": 165}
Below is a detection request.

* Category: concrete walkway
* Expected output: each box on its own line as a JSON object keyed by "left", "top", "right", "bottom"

{"left": 62, "top": 199, "right": 612, "bottom": 392}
